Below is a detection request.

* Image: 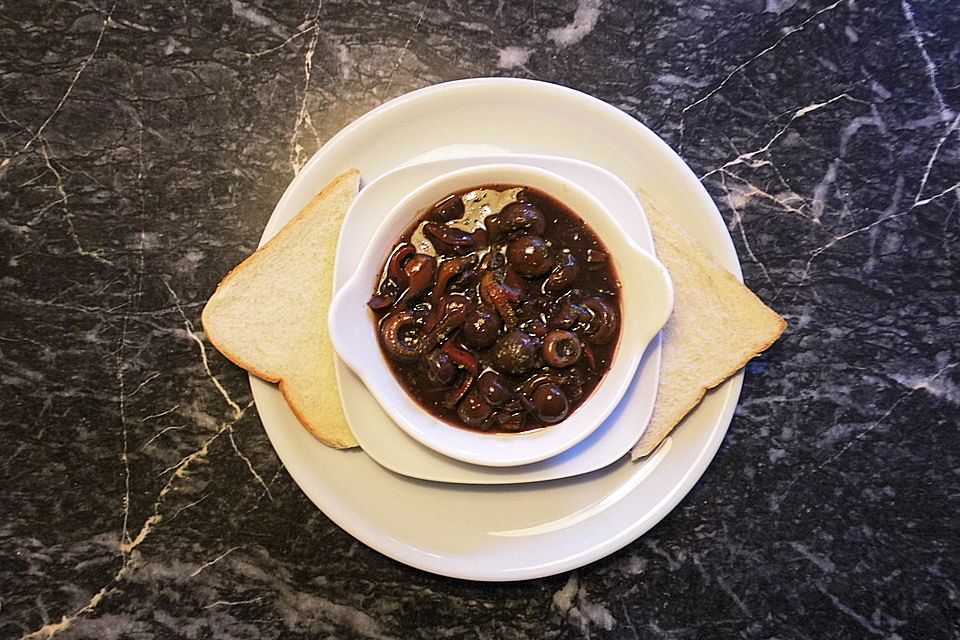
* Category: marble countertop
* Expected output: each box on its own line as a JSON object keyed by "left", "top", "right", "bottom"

{"left": 2, "top": 1, "right": 958, "bottom": 638}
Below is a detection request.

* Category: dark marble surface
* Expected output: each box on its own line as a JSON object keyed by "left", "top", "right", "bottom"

{"left": 2, "top": 0, "right": 958, "bottom": 638}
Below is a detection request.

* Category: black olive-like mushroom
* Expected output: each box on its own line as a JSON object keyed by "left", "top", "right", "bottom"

{"left": 461, "top": 305, "right": 502, "bottom": 349}
{"left": 422, "top": 348, "right": 456, "bottom": 386}
{"left": 477, "top": 370, "right": 512, "bottom": 406}
{"left": 531, "top": 383, "right": 569, "bottom": 423}
{"left": 491, "top": 331, "right": 540, "bottom": 374}
{"left": 457, "top": 389, "right": 493, "bottom": 428}
{"left": 543, "top": 252, "right": 579, "bottom": 292}
{"left": 507, "top": 235, "right": 553, "bottom": 277}
{"left": 487, "top": 202, "right": 546, "bottom": 239}
{"left": 430, "top": 194, "right": 465, "bottom": 221}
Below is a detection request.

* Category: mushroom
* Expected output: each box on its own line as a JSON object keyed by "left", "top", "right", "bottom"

{"left": 457, "top": 389, "right": 493, "bottom": 428}
{"left": 430, "top": 194, "right": 465, "bottom": 221}
{"left": 491, "top": 331, "right": 540, "bottom": 375}
{"left": 494, "top": 410, "right": 525, "bottom": 431}
{"left": 477, "top": 370, "right": 512, "bottom": 407}
{"left": 531, "top": 383, "right": 569, "bottom": 423}
{"left": 582, "top": 297, "right": 618, "bottom": 344}
{"left": 367, "top": 280, "right": 397, "bottom": 311}
{"left": 394, "top": 254, "right": 436, "bottom": 309}
{"left": 422, "top": 348, "right": 456, "bottom": 386}
{"left": 461, "top": 305, "right": 502, "bottom": 349}
{"left": 543, "top": 253, "right": 579, "bottom": 292}
{"left": 542, "top": 330, "right": 582, "bottom": 368}
{"left": 507, "top": 235, "right": 553, "bottom": 277}
{"left": 424, "top": 222, "right": 476, "bottom": 248}
{"left": 549, "top": 298, "right": 589, "bottom": 329}
{"left": 387, "top": 243, "right": 416, "bottom": 284}
{"left": 440, "top": 340, "right": 478, "bottom": 376}
{"left": 417, "top": 295, "right": 472, "bottom": 354}
{"left": 487, "top": 202, "right": 546, "bottom": 239}
{"left": 520, "top": 371, "right": 583, "bottom": 404}
{"left": 379, "top": 311, "right": 422, "bottom": 362}
{"left": 430, "top": 254, "right": 477, "bottom": 306}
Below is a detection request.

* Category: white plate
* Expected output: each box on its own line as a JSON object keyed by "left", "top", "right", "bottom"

{"left": 250, "top": 79, "right": 744, "bottom": 581}
{"left": 336, "top": 155, "right": 665, "bottom": 482}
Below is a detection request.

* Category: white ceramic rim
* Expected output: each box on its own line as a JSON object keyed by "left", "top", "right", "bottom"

{"left": 250, "top": 78, "right": 745, "bottom": 581}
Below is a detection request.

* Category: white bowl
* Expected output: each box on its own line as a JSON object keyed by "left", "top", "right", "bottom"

{"left": 328, "top": 163, "right": 674, "bottom": 467}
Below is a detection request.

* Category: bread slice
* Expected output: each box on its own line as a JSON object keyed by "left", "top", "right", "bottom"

{"left": 631, "top": 197, "right": 786, "bottom": 459}
{"left": 202, "top": 169, "right": 361, "bottom": 449}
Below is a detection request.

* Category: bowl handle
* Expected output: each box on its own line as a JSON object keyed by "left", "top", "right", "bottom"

{"left": 327, "top": 274, "right": 374, "bottom": 376}
{"left": 626, "top": 243, "right": 675, "bottom": 339}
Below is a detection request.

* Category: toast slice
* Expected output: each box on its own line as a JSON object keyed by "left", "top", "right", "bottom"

{"left": 202, "top": 169, "right": 361, "bottom": 449}
{"left": 631, "top": 197, "right": 786, "bottom": 459}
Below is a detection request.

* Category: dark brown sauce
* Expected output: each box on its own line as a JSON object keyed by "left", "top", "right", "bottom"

{"left": 368, "top": 184, "right": 622, "bottom": 433}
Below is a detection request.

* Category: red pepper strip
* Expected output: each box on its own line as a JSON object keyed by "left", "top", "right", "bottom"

{"left": 430, "top": 255, "right": 476, "bottom": 306}
{"left": 440, "top": 340, "right": 479, "bottom": 376}
{"left": 387, "top": 243, "right": 416, "bottom": 285}
{"left": 582, "top": 343, "right": 597, "bottom": 371}
{"left": 480, "top": 271, "right": 521, "bottom": 328}
{"left": 443, "top": 372, "right": 475, "bottom": 408}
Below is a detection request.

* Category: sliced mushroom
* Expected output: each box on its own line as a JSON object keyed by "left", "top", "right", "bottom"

{"left": 418, "top": 295, "right": 473, "bottom": 354}
{"left": 379, "top": 311, "right": 422, "bottom": 362}
{"left": 542, "top": 330, "right": 582, "bottom": 368}
{"left": 424, "top": 222, "right": 476, "bottom": 248}
{"left": 387, "top": 243, "right": 416, "bottom": 284}
{"left": 430, "top": 254, "right": 477, "bottom": 306}
{"left": 582, "top": 297, "right": 618, "bottom": 344}
{"left": 394, "top": 254, "right": 436, "bottom": 309}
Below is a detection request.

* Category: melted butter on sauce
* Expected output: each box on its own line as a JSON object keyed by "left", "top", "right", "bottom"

{"left": 409, "top": 186, "right": 522, "bottom": 256}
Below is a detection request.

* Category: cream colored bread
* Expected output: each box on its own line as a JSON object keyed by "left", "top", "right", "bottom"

{"left": 631, "top": 196, "right": 786, "bottom": 459}
{"left": 202, "top": 169, "right": 361, "bottom": 449}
